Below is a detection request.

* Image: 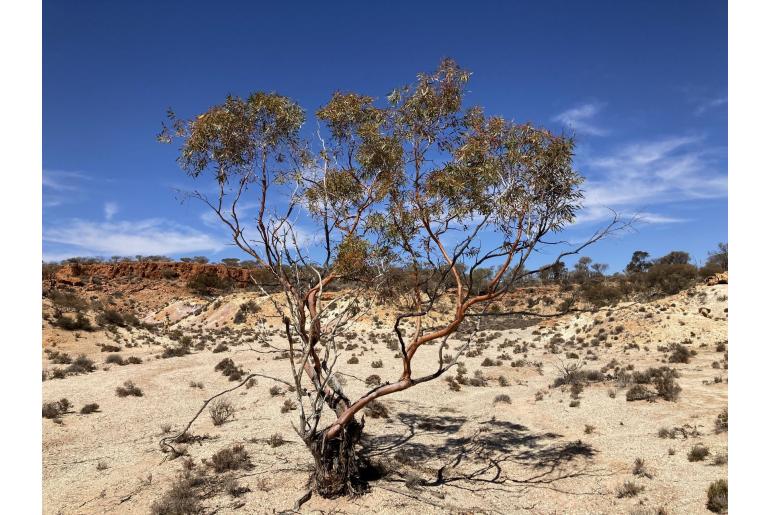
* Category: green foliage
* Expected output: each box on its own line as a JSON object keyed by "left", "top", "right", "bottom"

{"left": 186, "top": 273, "right": 232, "bottom": 295}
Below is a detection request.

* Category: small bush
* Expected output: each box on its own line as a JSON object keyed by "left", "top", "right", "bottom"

{"left": 269, "top": 385, "right": 281, "bottom": 396}
{"left": 280, "top": 399, "right": 297, "bottom": 413}
{"left": 42, "top": 398, "right": 71, "bottom": 419}
{"left": 616, "top": 480, "right": 644, "bottom": 498}
{"left": 347, "top": 356, "right": 359, "bottom": 364}
{"left": 54, "top": 313, "right": 94, "bottom": 331}
{"left": 706, "top": 479, "right": 727, "bottom": 513}
{"left": 365, "top": 374, "right": 381, "bottom": 386}
{"left": 105, "top": 354, "right": 125, "bottom": 365}
{"left": 116, "top": 380, "right": 144, "bottom": 397}
{"left": 370, "top": 359, "right": 383, "bottom": 369}
{"left": 212, "top": 343, "right": 229, "bottom": 353}
{"left": 652, "top": 368, "right": 682, "bottom": 401}
{"left": 268, "top": 433, "right": 285, "bottom": 447}
{"left": 80, "top": 403, "right": 100, "bottom": 414}
{"left": 364, "top": 400, "right": 389, "bottom": 419}
{"left": 626, "top": 384, "right": 655, "bottom": 401}
{"left": 150, "top": 472, "right": 205, "bottom": 515}
{"left": 493, "top": 394, "right": 511, "bottom": 404}
{"left": 66, "top": 355, "right": 96, "bottom": 375}
{"left": 209, "top": 398, "right": 235, "bottom": 426}
{"left": 714, "top": 408, "right": 727, "bottom": 433}
{"left": 162, "top": 345, "right": 191, "bottom": 359}
{"left": 632, "top": 458, "right": 652, "bottom": 478}
{"left": 209, "top": 444, "right": 252, "bottom": 473}
{"left": 126, "top": 356, "right": 143, "bottom": 364}
{"left": 688, "top": 444, "right": 709, "bottom": 462}
{"left": 668, "top": 343, "right": 693, "bottom": 364}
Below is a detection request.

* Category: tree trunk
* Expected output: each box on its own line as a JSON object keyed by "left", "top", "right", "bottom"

{"left": 307, "top": 419, "right": 365, "bottom": 498}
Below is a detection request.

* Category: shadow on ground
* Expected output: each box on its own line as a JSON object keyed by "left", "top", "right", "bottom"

{"left": 361, "top": 411, "right": 608, "bottom": 501}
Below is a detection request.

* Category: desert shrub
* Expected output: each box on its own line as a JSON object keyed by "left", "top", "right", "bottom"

{"left": 80, "top": 403, "right": 100, "bottom": 414}
{"left": 712, "top": 453, "right": 727, "bottom": 466}
{"left": 688, "top": 444, "right": 709, "bottom": 462}
{"left": 105, "top": 353, "right": 125, "bottom": 365}
{"left": 364, "top": 400, "right": 389, "bottom": 419}
{"left": 209, "top": 444, "right": 252, "bottom": 473}
{"left": 48, "top": 351, "right": 72, "bottom": 364}
{"left": 268, "top": 433, "right": 285, "bottom": 447}
{"left": 54, "top": 313, "right": 94, "bottom": 331}
{"left": 365, "top": 374, "right": 382, "bottom": 386}
{"left": 162, "top": 345, "right": 191, "bottom": 359}
{"left": 280, "top": 399, "right": 297, "bottom": 413}
{"left": 668, "top": 343, "right": 694, "bottom": 364}
{"left": 187, "top": 273, "right": 232, "bottom": 295}
{"left": 212, "top": 343, "right": 229, "bottom": 353}
{"left": 370, "top": 359, "right": 383, "bottom": 368}
{"left": 581, "top": 281, "right": 624, "bottom": 307}
{"left": 100, "top": 344, "right": 121, "bottom": 352}
{"left": 97, "top": 309, "right": 126, "bottom": 327}
{"left": 42, "top": 398, "right": 71, "bottom": 419}
{"left": 498, "top": 375, "right": 510, "bottom": 387}
{"left": 209, "top": 398, "right": 235, "bottom": 425}
{"left": 553, "top": 367, "right": 604, "bottom": 388}
{"left": 632, "top": 458, "right": 652, "bottom": 478}
{"left": 644, "top": 263, "right": 698, "bottom": 295}
{"left": 616, "top": 480, "right": 644, "bottom": 498}
{"left": 126, "top": 356, "right": 143, "bottom": 364}
{"left": 626, "top": 384, "right": 655, "bottom": 402}
{"left": 584, "top": 424, "right": 595, "bottom": 434}
{"left": 714, "top": 408, "right": 728, "bottom": 433}
{"left": 66, "top": 355, "right": 96, "bottom": 375}
{"left": 347, "top": 356, "right": 359, "bottom": 364}
{"left": 150, "top": 471, "right": 205, "bottom": 515}
{"left": 116, "top": 380, "right": 144, "bottom": 397}
{"left": 481, "top": 357, "right": 496, "bottom": 367}
{"left": 269, "top": 385, "right": 281, "bottom": 396}
{"left": 706, "top": 479, "right": 728, "bottom": 513}
{"left": 48, "top": 290, "right": 88, "bottom": 311}
{"left": 493, "top": 394, "right": 511, "bottom": 404}
{"left": 652, "top": 368, "right": 682, "bottom": 401}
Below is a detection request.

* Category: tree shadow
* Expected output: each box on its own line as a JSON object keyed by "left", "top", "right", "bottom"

{"left": 361, "top": 412, "right": 609, "bottom": 499}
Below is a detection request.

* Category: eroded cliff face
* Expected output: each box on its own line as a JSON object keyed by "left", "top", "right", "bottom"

{"left": 53, "top": 261, "right": 258, "bottom": 287}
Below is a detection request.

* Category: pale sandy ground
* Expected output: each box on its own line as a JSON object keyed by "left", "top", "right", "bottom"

{"left": 42, "top": 284, "right": 727, "bottom": 514}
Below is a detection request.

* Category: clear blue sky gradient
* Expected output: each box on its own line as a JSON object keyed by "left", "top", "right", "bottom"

{"left": 43, "top": 0, "right": 727, "bottom": 271}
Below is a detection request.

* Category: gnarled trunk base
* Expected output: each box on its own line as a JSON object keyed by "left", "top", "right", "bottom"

{"left": 307, "top": 420, "right": 366, "bottom": 498}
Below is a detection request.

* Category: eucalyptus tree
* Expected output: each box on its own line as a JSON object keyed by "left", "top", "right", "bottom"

{"left": 159, "top": 59, "right": 614, "bottom": 500}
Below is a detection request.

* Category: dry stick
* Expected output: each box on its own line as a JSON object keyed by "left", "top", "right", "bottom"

{"left": 158, "top": 372, "right": 292, "bottom": 457}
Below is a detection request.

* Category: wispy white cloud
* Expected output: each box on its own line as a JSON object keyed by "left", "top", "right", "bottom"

{"left": 694, "top": 96, "right": 727, "bottom": 116}
{"left": 43, "top": 218, "right": 225, "bottom": 257}
{"left": 553, "top": 102, "right": 608, "bottom": 136}
{"left": 574, "top": 135, "right": 726, "bottom": 225}
{"left": 43, "top": 169, "right": 91, "bottom": 208}
{"left": 104, "top": 201, "right": 119, "bottom": 221}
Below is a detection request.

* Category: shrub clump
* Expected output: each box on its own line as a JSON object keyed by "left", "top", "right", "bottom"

{"left": 209, "top": 444, "right": 252, "bottom": 473}
{"left": 626, "top": 384, "right": 655, "bottom": 402}
{"left": 714, "top": 408, "right": 727, "bottom": 433}
{"left": 364, "top": 400, "right": 389, "bottom": 419}
{"left": 150, "top": 471, "right": 205, "bottom": 515}
{"left": 65, "top": 354, "right": 96, "bottom": 375}
{"left": 116, "top": 380, "right": 144, "bottom": 397}
{"left": 687, "top": 444, "right": 710, "bottom": 462}
{"left": 616, "top": 480, "right": 644, "bottom": 498}
{"left": 706, "top": 479, "right": 727, "bottom": 513}
{"left": 209, "top": 398, "right": 235, "bottom": 426}
{"left": 42, "top": 398, "right": 71, "bottom": 419}
{"left": 80, "top": 403, "right": 100, "bottom": 414}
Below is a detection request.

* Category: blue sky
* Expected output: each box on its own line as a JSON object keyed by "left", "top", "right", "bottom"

{"left": 42, "top": 0, "right": 727, "bottom": 271}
